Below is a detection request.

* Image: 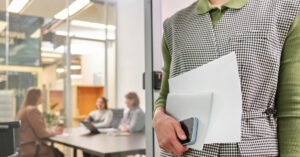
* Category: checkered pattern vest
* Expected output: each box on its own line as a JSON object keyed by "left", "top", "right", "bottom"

{"left": 163, "top": 0, "right": 300, "bottom": 156}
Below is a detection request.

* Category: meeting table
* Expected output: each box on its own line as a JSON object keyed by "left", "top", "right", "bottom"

{"left": 44, "top": 127, "right": 146, "bottom": 157}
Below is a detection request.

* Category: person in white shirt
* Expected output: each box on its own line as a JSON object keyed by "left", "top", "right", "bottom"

{"left": 86, "top": 97, "right": 113, "bottom": 128}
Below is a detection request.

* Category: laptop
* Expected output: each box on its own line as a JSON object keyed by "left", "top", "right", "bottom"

{"left": 81, "top": 121, "right": 100, "bottom": 134}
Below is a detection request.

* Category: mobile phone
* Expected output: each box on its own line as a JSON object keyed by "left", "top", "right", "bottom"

{"left": 178, "top": 117, "right": 198, "bottom": 146}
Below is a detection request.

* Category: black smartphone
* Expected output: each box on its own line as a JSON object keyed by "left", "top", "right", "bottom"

{"left": 178, "top": 117, "right": 198, "bottom": 145}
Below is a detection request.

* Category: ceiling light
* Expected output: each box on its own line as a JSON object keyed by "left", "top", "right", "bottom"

{"left": 56, "top": 68, "right": 65, "bottom": 73}
{"left": 55, "top": 30, "right": 107, "bottom": 40}
{"left": 0, "top": 21, "right": 7, "bottom": 32}
{"left": 30, "top": 29, "right": 41, "bottom": 38}
{"left": 7, "top": 0, "right": 30, "bottom": 13}
{"left": 107, "top": 25, "right": 116, "bottom": 31}
{"left": 71, "top": 65, "right": 81, "bottom": 70}
{"left": 71, "top": 74, "right": 83, "bottom": 79}
{"left": 54, "top": 0, "right": 90, "bottom": 20}
{"left": 71, "top": 20, "right": 116, "bottom": 31}
{"left": 55, "top": 31, "right": 74, "bottom": 37}
{"left": 41, "top": 46, "right": 54, "bottom": 52}
{"left": 71, "top": 20, "right": 106, "bottom": 29}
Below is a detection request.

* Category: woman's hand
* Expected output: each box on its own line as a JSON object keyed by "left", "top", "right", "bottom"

{"left": 152, "top": 107, "right": 189, "bottom": 156}
{"left": 119, "top": 123, "right": 128, "bottom": 132}
{"left": 52, "top": 125, "right": 63, "bottom": 135}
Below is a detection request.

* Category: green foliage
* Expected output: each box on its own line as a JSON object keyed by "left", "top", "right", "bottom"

{"left": 43, "top": 103, "right": 59, "bottom": 128}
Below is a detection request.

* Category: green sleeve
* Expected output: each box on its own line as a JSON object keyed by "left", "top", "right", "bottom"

{"left": 277, "top": 12, "right": 300, "bottom": 157}
{"left": 153, "top": 35, "right": 171, "bottom": 112}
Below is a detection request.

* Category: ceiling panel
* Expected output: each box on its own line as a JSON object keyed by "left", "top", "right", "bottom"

{"left": 22, "top": 0, "right": 75, "bottom": 18}
{"left": 0, "top": 0, "right": 110, "bottom": 25}
{"left": 0, "top": 0, "right": 6, "bottom": 11}
{"left": 72, "top": 3, "right": 105, "bottom": 24}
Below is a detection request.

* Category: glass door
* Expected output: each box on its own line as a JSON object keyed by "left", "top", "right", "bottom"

{"left": 145, "top": 0, "right": 198, "bottom": 156}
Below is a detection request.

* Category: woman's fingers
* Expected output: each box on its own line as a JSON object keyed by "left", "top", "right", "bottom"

{"left": 170, "top": 136, "right": 189, "bottom": 156}
{"left": 153, "top": 108, "right": 189, "bottom": 156}
{"left": 173, "top": 121, "right": 186, "bottom": 141}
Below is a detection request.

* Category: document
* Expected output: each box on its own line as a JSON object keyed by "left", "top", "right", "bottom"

{"left": 98, "top": 128, "right": 119, "bottom": 133}
{"left": 166, "top": 92, "right": 214, "bottom": 150}
{"left": 167, "top": 52, "right": 242, "bottom": 146}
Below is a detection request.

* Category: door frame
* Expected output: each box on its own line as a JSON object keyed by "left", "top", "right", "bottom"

{"left": 144, "top": 0, "right": 155, "bottom": 156}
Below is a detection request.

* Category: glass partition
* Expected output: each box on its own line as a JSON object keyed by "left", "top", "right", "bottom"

{"left": 0, "top": 0, "right": 117, "bottom": 122}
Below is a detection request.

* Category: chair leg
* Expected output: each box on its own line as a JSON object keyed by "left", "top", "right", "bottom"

{"left": 73, "top": 148, "right": 77, "bottom": 157}
{"left": 34, "top": 144, "right": 40, "bottom": 157}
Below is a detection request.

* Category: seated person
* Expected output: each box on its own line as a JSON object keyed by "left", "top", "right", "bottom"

{"left": 83, "top": 97, "right": 113, "bottom": 157}
{"left": 17, "top": 87, "right": 63, "bottom": 157}
{"left": 85, "top": 97, "right": 113, "bottom": 128}
{"left": 119, "top": 92, "right": 145, "bottom": 133}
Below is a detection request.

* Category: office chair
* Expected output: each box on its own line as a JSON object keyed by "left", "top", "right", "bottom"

{"left": 0, "top": 121, "right": 21, "bottom": 157}
{"left": 111, "top": 109, "right": 124, "bottom": 128}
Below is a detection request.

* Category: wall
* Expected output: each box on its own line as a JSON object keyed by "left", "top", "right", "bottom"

{"left": 162, "top": 0, "right": 197, "bottom": 21}
{"left": 116, "top": 0, "right": 145, "bottom": 110}
{"left": 153, "top": 0, "right": 198, "bottom": 78}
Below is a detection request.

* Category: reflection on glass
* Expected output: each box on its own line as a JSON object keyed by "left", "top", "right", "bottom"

{"left": 0, "top": 71, "right": 38, "bottom": 111}
{"left": 0, "top": 12, "right": 42, "bottom": 66}
{"left": 0, "top": 0, "right": 117, "bottom": 130}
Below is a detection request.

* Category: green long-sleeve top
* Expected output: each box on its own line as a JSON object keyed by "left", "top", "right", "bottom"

{"left": 154, "top": 0, "right": 300, "bottom": 156}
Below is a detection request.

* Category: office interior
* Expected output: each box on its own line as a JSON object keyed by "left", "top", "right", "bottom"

{"left": 0, "top": 0, "right": 195, "bottom": 157}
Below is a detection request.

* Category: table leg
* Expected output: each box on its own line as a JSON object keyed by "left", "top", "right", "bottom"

{"left": 73, "top": 148, "right": 77, "bottom": 157}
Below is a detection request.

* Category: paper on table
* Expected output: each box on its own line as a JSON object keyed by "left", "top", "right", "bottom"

{"left": 168, "top": 52, "right": 242, "bottom": 144}
{"left": 166, "top": 92, "right": 214, "bottom": 150}
{"left": 98, "top": 128, "right": 119, "bottom": 133}
{"left": 55, "top": 133, "right": 69, "bottom": 137}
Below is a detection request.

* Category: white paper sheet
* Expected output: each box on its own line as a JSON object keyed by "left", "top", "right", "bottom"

{"left": 98, "top": 128, "right": 119, "bottom": 133}
{"left": 168, "top": 52, "right": 242, "bottom": 144}
{"left": 166, "top": 92, "right": 214, "bottom": 150}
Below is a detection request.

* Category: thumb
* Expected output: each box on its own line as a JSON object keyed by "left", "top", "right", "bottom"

{"left": 174, "top": 122, "right": 186, "bottom": 140}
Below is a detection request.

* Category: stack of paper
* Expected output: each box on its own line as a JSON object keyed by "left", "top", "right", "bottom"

{"left": 166, "top": 52, "right": 243, "bottom": 151}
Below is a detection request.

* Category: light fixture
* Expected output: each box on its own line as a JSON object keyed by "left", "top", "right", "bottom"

{"left": 71, "top": 65, "right": 81, "bottom": 70}
{"left": 7, "top": 0, "right": 30, "bottom": 13}
{"left": 71, "top": 20, "right": 116, "bottom": 30}
{"left": 71, "top": 74, "right": 83, "bottom": 79}
{"left": 56, "top": 68, "right": 65, "bottom": 73}
{"left": 41, "top": 46, "right": 54, "bottom": 52}
{"left": 106, "top": 25, "right": 116, "bottom": 31}
{"left": 55, "top": 31, "right": 74, "bottom": 37}
{"left": 55, "top": 30, "right": 107, "bottom": 40}
{"left": 30, "top": 29, "right": 41, "bottom": 38}
{"left": 54, "top": 0, "right": 90, "bottom": 20}
{"left": 0, "top": 21, "right": 7, "bottom": 32}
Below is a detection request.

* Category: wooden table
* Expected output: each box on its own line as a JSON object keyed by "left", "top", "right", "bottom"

{"left": 45, "top": 127, "right": 145, "bottom": 157}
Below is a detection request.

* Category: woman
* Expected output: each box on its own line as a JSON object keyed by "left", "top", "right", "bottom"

{"left": 83, "top": 97, "right": 113, "bottom": 157}
{"left": 153, "top": 0, "right": 300, "bottom": 156}
{"left": 86, "top": 97, "right": 113, "bottom": 128}
{"left": 119, "top": 92, "right": 145, "bottom": 133}
{"left": 17, "top": 87, "right": 63, "bottom": 157}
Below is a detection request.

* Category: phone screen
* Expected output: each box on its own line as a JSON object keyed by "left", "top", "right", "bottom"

{"left": 178, "top": 118, "right": 194, "bottom": 144}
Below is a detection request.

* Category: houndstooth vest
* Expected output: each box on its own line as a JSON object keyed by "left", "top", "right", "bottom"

{"left": 163, "top": 0, "right": 300, "bottom": 156}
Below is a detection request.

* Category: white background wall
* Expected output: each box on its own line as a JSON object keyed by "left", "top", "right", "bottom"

{"left": 116, "top": 0, "right": 145, "bottom": 110}
{"left": 161, "top": 0, "right": 197, "bottom": 21}
{"left": 153, "top": 0, "right": 198, "bottom": 74}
